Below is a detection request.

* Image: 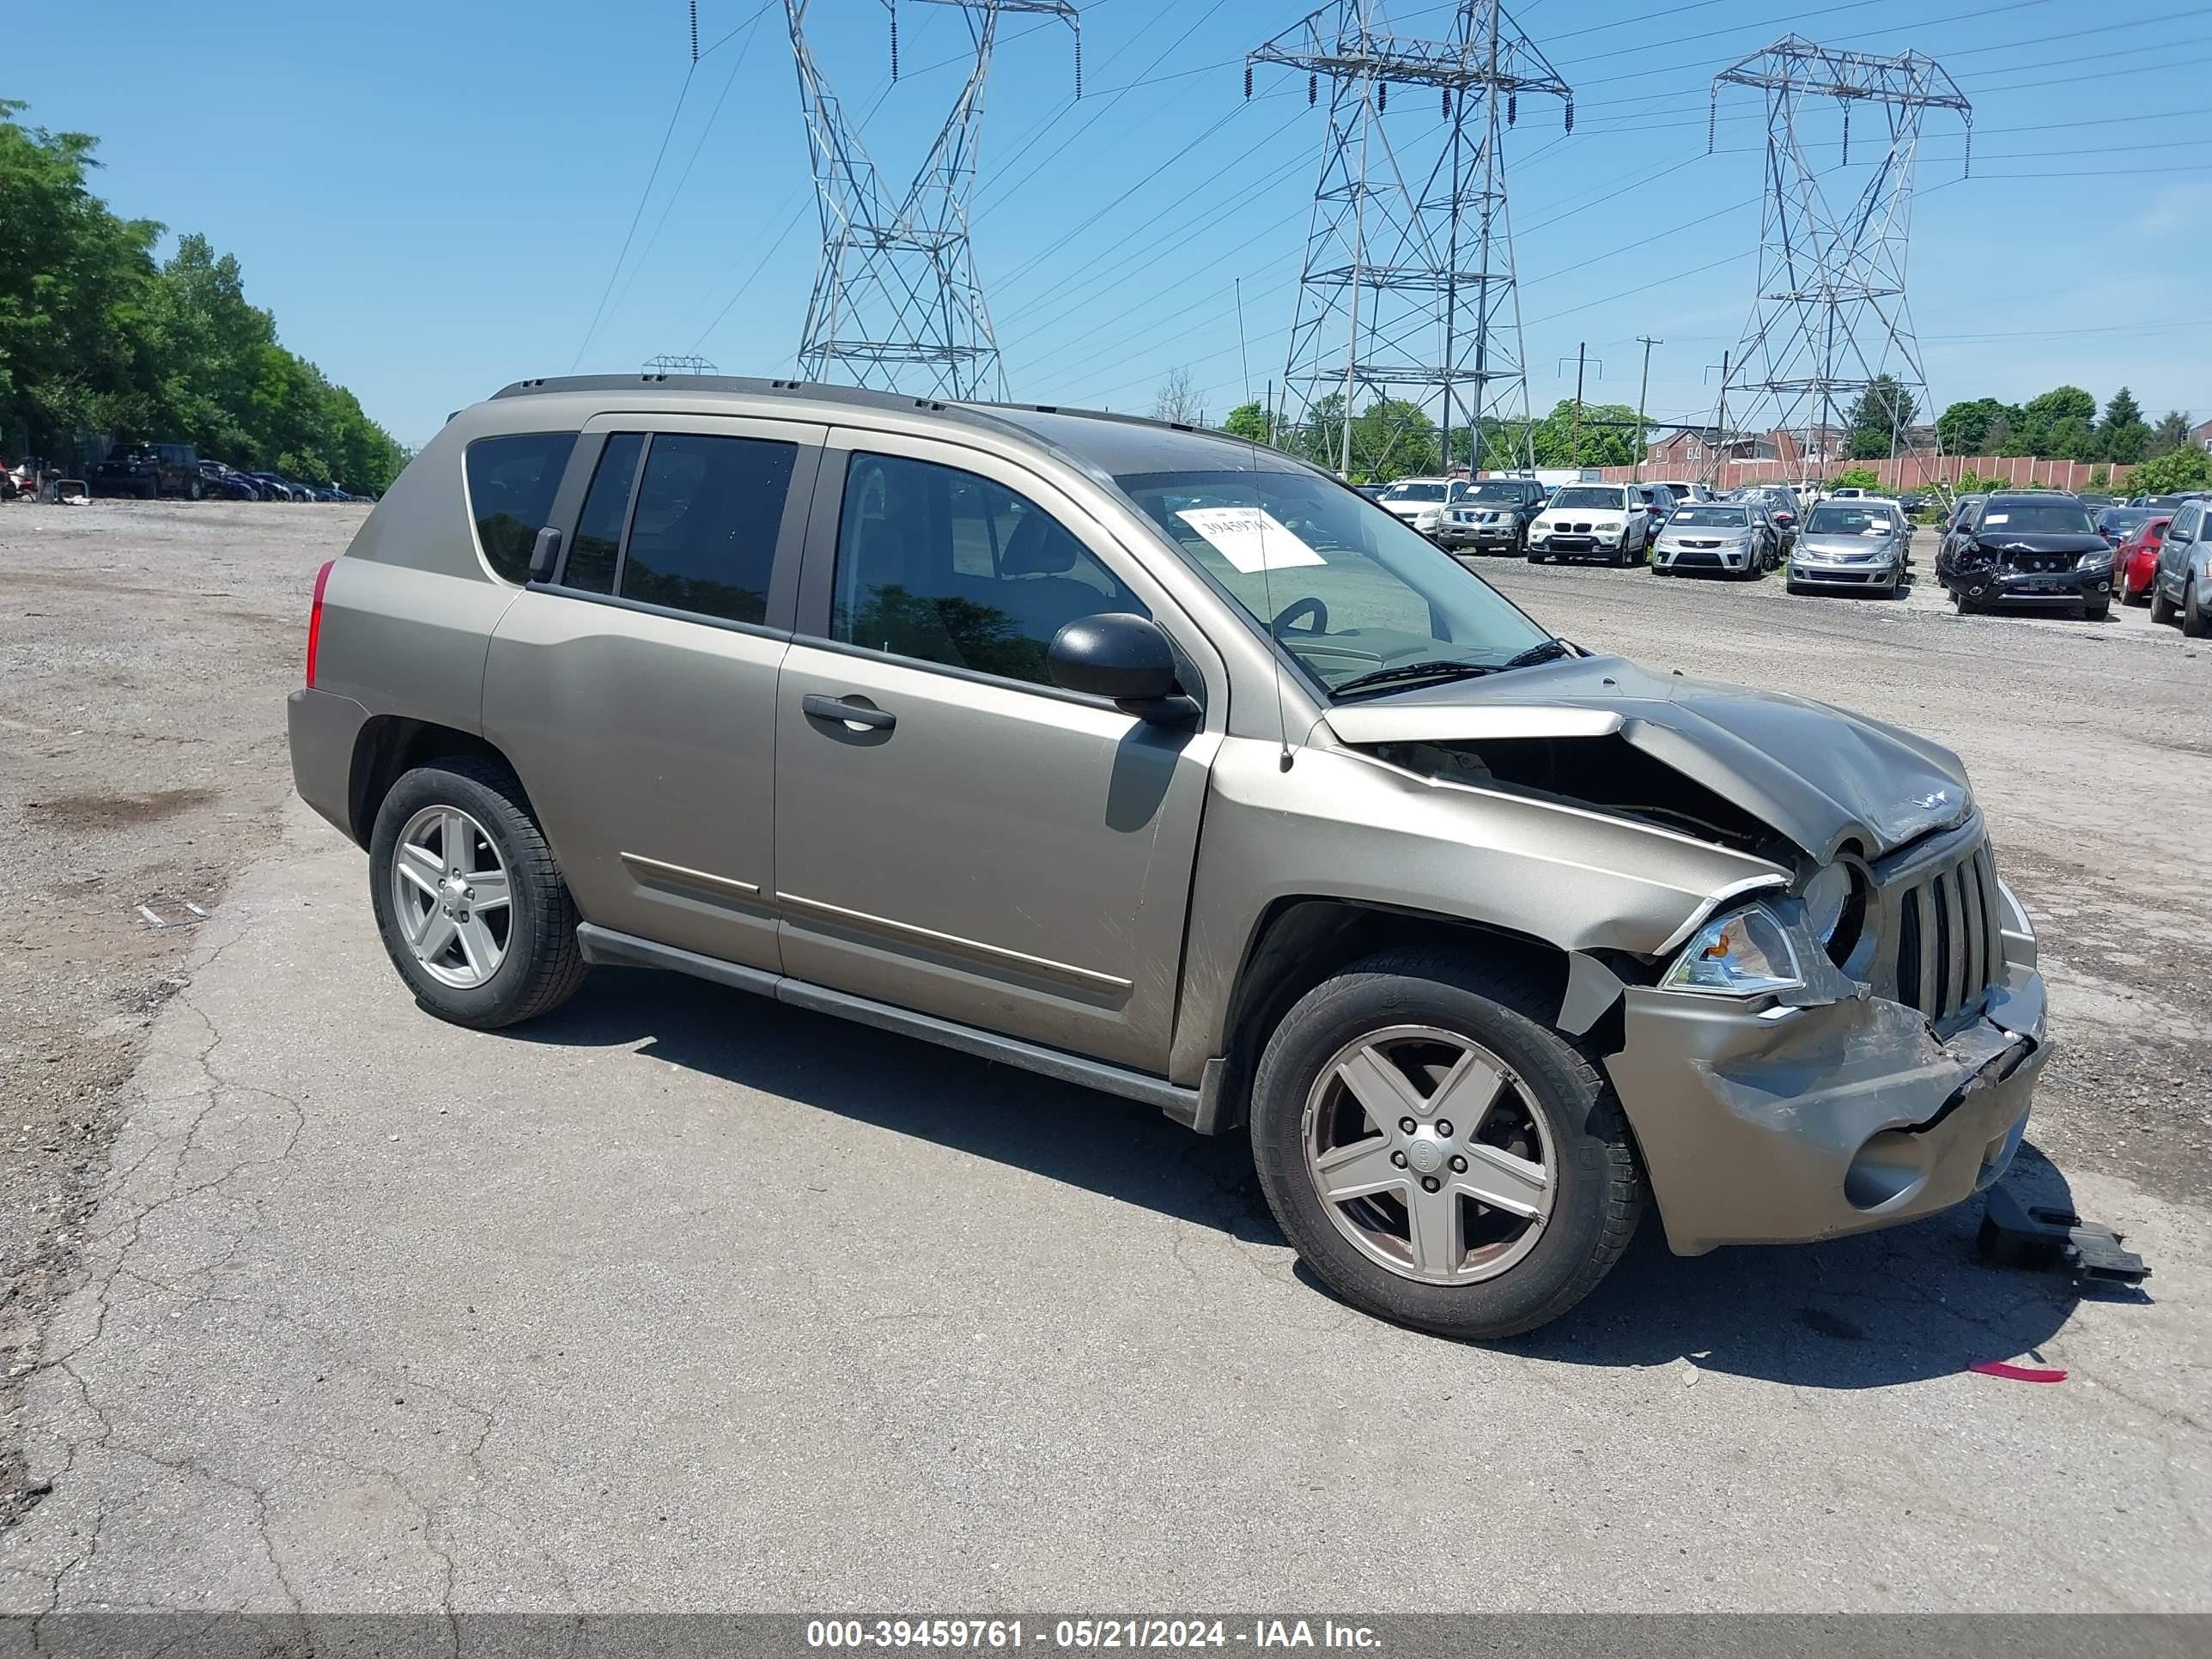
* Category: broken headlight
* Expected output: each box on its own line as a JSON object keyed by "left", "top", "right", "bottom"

{"left": 1662, "top": 904, "right": 1804, "bottom": 997}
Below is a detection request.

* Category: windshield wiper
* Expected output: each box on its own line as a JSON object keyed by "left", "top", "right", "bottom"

{"left": 1501, "top": 638, "right": 1572, "bottom": 670}
{"left": 1332, "top": 659, "right": 1503, "bottom": 698}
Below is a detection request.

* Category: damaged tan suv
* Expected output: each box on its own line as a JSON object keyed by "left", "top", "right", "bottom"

{"left": 287, "top": 377, "right": 2049, "bottom": 1340}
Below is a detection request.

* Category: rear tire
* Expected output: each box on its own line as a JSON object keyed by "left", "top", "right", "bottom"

{"left": 368, "top": 757, "right": 588, "bottom": 1030}
{"left": 1249, "top": 949, "right": 1644, "bottom": 1341}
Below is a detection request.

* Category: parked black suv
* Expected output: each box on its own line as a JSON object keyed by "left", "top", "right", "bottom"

{"left": 1936, "top": 492, "right": 2114, "bottom": 619}
{"left": 90, "top": 442, "right": 203, "bottom": 501}
{"left": 1434, "top": 476, "right": 1552, "bottom": 556}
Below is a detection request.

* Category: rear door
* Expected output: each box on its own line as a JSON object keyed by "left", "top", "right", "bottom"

{"left": 769, "top": 428, "right": 1223, "bottom": 1072}
{"left": 2160, "top": 502, "right": 2202, "bottom": 600}
{"left": 483, "top": 413, "right": 823, "bottom": 974}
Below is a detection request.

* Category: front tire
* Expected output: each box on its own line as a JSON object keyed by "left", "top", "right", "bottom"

{"left": 368, "top": 757, "right": 587, "bottom": 1030}
{"left": 2186, "top": 579, "right": 2208, "bottom": 639}
{"left": 1249, "top": 951, "right": 1643, "bottom": 1341}
{"left": 2152, "top": 582, "right": 2179, "bottom": 626}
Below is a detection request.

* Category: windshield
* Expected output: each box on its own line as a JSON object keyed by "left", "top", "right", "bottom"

{"left": 1805, "top": 506, "right": 1895, "bottom": 535}
{"left": 1980, "top": 501, "right": 2097, "bottom": 536}
{"left": 1670, "top": 506, "right": 1750, "bottom": 528}
{"left": 1379, "top": 482, "right": 1448, "bottom": 502}
{"left": 1462, "top": 482, "right": 1527, "bottom": 502}
{"left": 2099, "top": 507, "right": 2151, "bottom": 531}
{"left": 1115, "top": 468, "right": 1553, "bottom": 697}
{"left": 1548, "top": 486, "right": 1621, "bottom": 510}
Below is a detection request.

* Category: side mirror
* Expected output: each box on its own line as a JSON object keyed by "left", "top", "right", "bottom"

{"left": 528, "top": 526, "right": 563, "bottom": 582}
{"left": 1048, "top": 613, "right": 1198, "bottom": 726}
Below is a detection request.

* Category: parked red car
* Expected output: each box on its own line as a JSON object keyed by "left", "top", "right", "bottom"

{"left": 2114, "top": 514, "right": 2170, "bottom": 605}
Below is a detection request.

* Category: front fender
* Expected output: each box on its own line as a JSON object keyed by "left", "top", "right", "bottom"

{"left": 1166, "top": 736, "right": 1785, "bottom": 1083}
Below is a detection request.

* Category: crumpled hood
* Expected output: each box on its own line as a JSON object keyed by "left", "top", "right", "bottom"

{"left": 1323, "top": 653, "right": 1972, "bottom": 861}
{"left": 1966, "top": 531, "right": 2106, "bottom": 556}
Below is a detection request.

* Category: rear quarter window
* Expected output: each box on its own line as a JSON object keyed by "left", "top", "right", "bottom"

{"left": 465, "top": 432, "right": 578, "bottom": 582}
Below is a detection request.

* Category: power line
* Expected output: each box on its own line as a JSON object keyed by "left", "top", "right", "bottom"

{"left": 572, "top": 60, "right": 698, "bottom": 369}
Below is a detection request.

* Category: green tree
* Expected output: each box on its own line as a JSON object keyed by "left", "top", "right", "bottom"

{"left": 1524, "top": 399, "right": 1641, "bottom": 468}
{"left": 1220, "top": 401, "right": 1271, "bottom": 444}
{"left": 1844, "top": 375, "right": 1917, "bottom": 459}
{"left": 2148, "top": 410, "right": 2193, "bottom": 458}
{"left": 1830, "top": 465, "right": 1882, "bottom": 490}
{"left": 1936, "top": 398, "right": 2013, "bottom": 456}
{"left": 2014, "top": 386, "right": 2097, "bottom": 457}
{"left": 2097, "top": 386, "right": 2149, "bottom": 464}
{"left": 1349, "top": 398, "right": 1440, "bottom": 480}
{"left": 0, "top": 99, "right": 403, "bottom": 489}
{"left": 2126, "top": 445, "right": 2212, "bottom": 495}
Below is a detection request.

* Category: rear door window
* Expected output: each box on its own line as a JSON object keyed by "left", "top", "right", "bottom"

{"left": 465, "top": 432, "right": 579, "bottom": 583}
{"left": 617, "top": 434, "right": 796, "bottom": 625}
{"left": 563, "top": 434, "right": 646, "bottom": 595}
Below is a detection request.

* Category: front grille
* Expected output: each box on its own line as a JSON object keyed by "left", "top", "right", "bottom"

{"left": 1875, "top": 825, "right": 2005, "bottom": 1024}
{"left": 1672, "top": 550, "right": 1724, "bottom": 568}
{"left": 1679, "top": 538, "right": 1723, "bottom": 549}
{"left": 2003, "top": 552, "right": 2072, "bottom": 574}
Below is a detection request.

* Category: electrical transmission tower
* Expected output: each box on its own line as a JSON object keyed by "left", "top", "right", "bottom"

{"left": 787, "top": 0, "right": 1079, "bottom": 400}
{"left": 644, "top": 353, "right": 720, "bottom": 375}
{"left": 1249, "top": 0, "right": 1569, "bottom": 478}
{"left": 1706, "top": 34, "right": 1970, "bottom": 489}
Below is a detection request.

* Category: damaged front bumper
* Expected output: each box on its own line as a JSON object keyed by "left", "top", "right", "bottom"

{"left": 1607, "top": 963, "right": 2050, "bottom": 1256}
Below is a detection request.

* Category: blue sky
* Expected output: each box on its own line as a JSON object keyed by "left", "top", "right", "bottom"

{"left": 41, "top": 0, "right": 2212, "bottom": 447}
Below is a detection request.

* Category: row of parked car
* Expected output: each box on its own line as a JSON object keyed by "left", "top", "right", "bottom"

{"left": 1365, "top": 474, "right": 1918, "bottom": 598}
{"left": 84, "top": 441, "right": 372, "bottom": 503}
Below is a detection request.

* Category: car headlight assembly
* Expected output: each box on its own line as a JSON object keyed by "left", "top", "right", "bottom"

{"left": 1662, "top": 904, "right": 1804, "bottom": 997}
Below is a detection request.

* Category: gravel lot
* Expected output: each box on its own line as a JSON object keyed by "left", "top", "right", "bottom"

{"left": 0, "top": 501, "right": 2206, "bottom": 1613}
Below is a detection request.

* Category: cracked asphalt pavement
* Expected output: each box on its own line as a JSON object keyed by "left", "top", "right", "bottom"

{"left": 1, "top": 506, "right": 2208, "bottom": 1613}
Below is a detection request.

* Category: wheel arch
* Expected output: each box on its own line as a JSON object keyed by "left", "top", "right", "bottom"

{"left": 1198, "top": 896, "right": 1582, "bottom": 1134}
{"left": 348, "top": 716, "right": 520, "bottom": 846}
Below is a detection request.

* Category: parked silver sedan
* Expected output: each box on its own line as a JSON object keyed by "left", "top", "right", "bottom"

{"left": 1787, "top": 500, "right": 1911, "bottom": 599}
{"left": 1650, "top": 502, "right": 1779, "bottom": 579}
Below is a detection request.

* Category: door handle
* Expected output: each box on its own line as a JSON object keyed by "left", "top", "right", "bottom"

{"left": 802, "top": 693, "right": 896, "bottom": 732}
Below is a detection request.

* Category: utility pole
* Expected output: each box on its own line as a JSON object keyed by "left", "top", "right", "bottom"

{"left": 1710, "top": 348, "right": 1732, "bottom": 489}
{"left": 1632, "top": 336, "right": 1661, "bottom": 481}
{"left": 1559, "top": 343, "right": 1593, "bottom": 471}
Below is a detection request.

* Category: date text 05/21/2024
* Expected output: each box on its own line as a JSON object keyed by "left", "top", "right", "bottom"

{"left": 805, "top": 1620, "right": 1383, "bottom": 1650}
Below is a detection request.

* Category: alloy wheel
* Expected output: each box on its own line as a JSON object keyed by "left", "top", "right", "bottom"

{"left": 1301, "top": 1024, "right": 1557, "bottom": 1286}
{"left": 388, "top": 804, "right": 513, "bottom": 988}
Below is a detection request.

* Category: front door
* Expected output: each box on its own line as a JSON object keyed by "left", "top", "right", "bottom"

{"left": 770, "top": 431, "right": 1220, "bottom": 1073}
{"left": 483, "top": 414, "right": 823, "bottom": 975}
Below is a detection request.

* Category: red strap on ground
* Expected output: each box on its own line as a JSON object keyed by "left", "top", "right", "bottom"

{"left": 1968, "top": 1359, "right": 2068, "bottom": 1383}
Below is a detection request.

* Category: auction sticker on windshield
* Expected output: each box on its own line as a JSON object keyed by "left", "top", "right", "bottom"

{"left": 1175, "top": 507, "right": 1328, "bottom": 574}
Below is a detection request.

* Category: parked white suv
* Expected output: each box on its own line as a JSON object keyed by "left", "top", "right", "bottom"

{"left": 1526, "top": 483, "right": 1653, "bottom": 567}
{"left": 1373, "top": 477, "right": 1466, "bottom": 539}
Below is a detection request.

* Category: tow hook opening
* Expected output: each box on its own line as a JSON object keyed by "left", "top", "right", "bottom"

{"left": 1844, "top": 1131, "right": 1928, "bottom": 1212}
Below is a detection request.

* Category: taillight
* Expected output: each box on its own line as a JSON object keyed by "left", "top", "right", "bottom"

{"left": 305, "top": 559, "right": 335, "bottom": 688}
